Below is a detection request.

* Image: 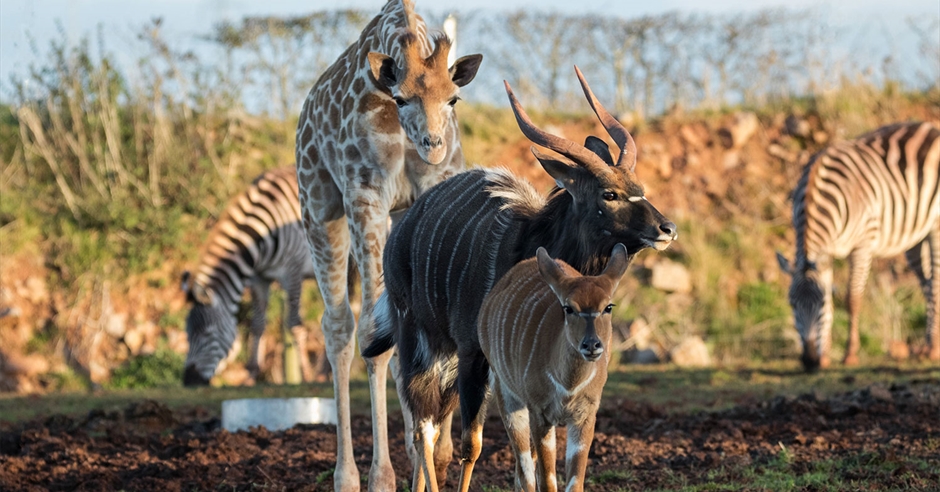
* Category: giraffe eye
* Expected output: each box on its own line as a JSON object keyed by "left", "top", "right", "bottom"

{"left": 448, "top": 96, "right": 460, "bottom": 107}
{"left": 393, "top": 96, "right": 408, "bottom": 108}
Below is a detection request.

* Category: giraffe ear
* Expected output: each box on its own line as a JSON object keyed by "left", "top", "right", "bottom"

{"left": 450, "top": 54, "right": 482, "bottom": 87}
{"left": 368, "top": 52, "right": 398, "bottom": 89}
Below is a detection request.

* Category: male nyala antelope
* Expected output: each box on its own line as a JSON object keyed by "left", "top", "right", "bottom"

{"left": 479, "top": 244, "right": 629, "bottom": 492}
{"left": 362, "top": 66, "right": 675, "bottom": 492}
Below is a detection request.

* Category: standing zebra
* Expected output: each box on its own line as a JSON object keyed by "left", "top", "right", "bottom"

{"left": 363, "top": 67, "right": 677, "bottom": 491}
{"left": 181, "top": 166, "right": 322, "bottom": 386}
{"left": 777, "top": 121, "right": 940, "bottom": 370}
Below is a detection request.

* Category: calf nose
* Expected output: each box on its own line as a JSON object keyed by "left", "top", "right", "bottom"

{"left": 579, "top": 337, "right": 604, "bottom": 360}
{"left": 660, "top": 221, "right": 677, "bottom": 237}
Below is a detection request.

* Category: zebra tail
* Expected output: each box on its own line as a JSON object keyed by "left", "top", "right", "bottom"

{"left": 361, "top": 290, "right": 397, "bottom": 358}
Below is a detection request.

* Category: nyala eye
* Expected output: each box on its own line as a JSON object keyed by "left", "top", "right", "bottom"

{"left": 448, "top": 96, "right": 460, "bottom": 107}
{"left": 393, "top": 96, "right": 407, "bottom": 108}
{"left": 603, "top": 191, "right": 616, "bottom": 201}
{"left": 604, "top": 304, "right": 614, "bottom": 314}
{"left": 563, "top": 305, "right": 574, "bottom": 315}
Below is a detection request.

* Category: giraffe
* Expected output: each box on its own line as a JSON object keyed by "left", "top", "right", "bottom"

{"left": 294, "top": 1, "right": 482, "bottom": 491}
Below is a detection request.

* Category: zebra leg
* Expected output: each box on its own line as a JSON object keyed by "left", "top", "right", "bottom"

{"left": 247, "top": 280, "right": 271, "bottom": 382}
{"left": 283, "top": 272, "right": 315, "bottom": 382}
{"left": 845, "top": 248, "right": 873, "bottom": 366}
{"left": 347, "top": 193, "right": 397, "bottom": 492}
{"left": 906, "top": 226, "right": 940, "bottom": 360}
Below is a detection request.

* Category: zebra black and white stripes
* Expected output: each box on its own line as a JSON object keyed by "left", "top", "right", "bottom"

{"left": 777, "top": 121, "right": 940, "bottom": 369}
{"left": 181, "top": 166, "right": 317, "bottom": 386}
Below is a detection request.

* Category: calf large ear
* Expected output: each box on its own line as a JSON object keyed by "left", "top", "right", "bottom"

{"left": 776, "top": 252, "right": 793, "bottom": 276}
{"left": 368, "top": 52, "right": 398, "bottom": 89}
{"left": 602, "top": 243, "right": 630, "bottom": 290}
{"left": 450, "top": 54, "right": 483, "bottom": 87}
{"left": 536, "top": 246, "right": 568, "bottom": 298}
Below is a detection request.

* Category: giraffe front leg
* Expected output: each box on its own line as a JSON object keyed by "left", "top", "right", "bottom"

{"left": 845, "top": 248, "right": 872, "bottom": 366}
{"left": 348, "top": 193, "right": 397, "bottom": 492}
{"left": 563, "top": 414, "right": 597, "bottom": 492}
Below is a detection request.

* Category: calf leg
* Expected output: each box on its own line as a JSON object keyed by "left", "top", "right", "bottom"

{"left": 530, "top": 414, "right": 557, "bottom": 492}
{"left": 563, "top": 414, "right": 597, "bottom": 492}
{"left": 493, "top": 379, "right": 535, "bottom": 492}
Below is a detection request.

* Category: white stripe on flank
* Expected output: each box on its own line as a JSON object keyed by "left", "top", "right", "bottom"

{"left": 547, "top": 366, "right": 597, "bottom": 398}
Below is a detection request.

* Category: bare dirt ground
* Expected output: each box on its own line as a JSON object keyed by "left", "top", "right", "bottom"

{"left": 2, "top": 380, "right": 939, "bottom": 491}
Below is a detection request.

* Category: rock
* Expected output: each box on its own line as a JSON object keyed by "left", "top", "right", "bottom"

{"left": 718, "top": 112, "right": 758, "bottom": 149}
{"left": 626, "top": 348, "right": 661, "bottom": 365}
{"left": 650, "top": 260, "right": 692, "bottom": 294}
{"left": 3, "top": 353, "right": 50, "bottom": 376}
{"left": 123, "top": 328, "right": 144, "bottom": 355}
{"left": 105, "top": 312, "right": 128, "bottom": 339}
{"left": 785, "top": 114, "right": 812, "bottom": 139}
{"left": 868, "top": 385, "right": 893, "bottom": 403}
{"left": 220, "top": 366, "right": 252, "bottom": 387}
{"left": 888, "top": 340, "right": 910, "bottom": 360}
{"left": 669, "top": 337, "right": 711, "bottom": 368}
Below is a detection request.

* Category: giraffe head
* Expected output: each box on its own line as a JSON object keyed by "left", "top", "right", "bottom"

{"left": 368, "top": 32, "right": 482, "bottom": 164}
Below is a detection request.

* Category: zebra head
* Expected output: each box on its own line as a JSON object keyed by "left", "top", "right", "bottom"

{"left": 368, "top": 32, "right": 482, "bottom": 165}
{"left": 776, "top": 253, "right": 834, "bottom": 371}
{"left": 181, "top": 271, "right": 238, "bottom": 386}
{"left": 504, "top": 67, "right": 677, "bottom": 265}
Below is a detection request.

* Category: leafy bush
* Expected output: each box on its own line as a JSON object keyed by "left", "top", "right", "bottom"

{"left": 108, "top": 348, "right": 184, "bottom": 389}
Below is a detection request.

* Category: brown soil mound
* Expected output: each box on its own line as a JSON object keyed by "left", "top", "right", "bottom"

{"left": 2, "top": 381, "right": 938, "bottom": 491}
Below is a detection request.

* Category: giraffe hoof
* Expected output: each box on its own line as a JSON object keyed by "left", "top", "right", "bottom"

{"left": 368, "top": 464, "right": 396, "bottom": 492}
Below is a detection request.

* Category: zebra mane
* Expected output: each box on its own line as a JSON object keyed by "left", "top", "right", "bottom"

{"left": 482, "top": 167, "right": 546, "bottom": 216}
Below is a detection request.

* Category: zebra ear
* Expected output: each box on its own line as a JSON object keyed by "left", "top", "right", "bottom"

{"left": 180, "top": 271, "right": 192, "bottom": 294}
{"left": 192, "top": 283, "right": 215, "bottom": 306}
{"left": 776, "top": 252, "right": 793, "bottom": 276}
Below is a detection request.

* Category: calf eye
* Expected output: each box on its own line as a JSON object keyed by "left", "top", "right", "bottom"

{"left": 393, "top": 96, "right": 408, "bottom": 108}
{"left": 604, "top": 304, "right": 614, "bottom": 313}
{"left": 602, "top": 192, "right": 616, "bottom": 201}
{"left": 563, "top": 305, "right": 574, "bottom": 315}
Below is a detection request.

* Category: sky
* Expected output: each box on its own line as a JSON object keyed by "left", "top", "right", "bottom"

{"left": 1, "top": 0, "right": 937, "bottom": 99}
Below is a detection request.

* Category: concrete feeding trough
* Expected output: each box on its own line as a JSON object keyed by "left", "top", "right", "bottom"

{"left": 221, "top": 397, "right": 337, "bottom": 432}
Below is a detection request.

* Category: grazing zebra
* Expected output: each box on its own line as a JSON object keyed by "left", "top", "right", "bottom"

{"left": 181, "top": 166, "right": 320, "bottom": 386}
{"left": 478, "top": 244, "right": 629, "bottom": 492}
{"left": 777, "top": 121, "right": 940, "bottom": 370}
{"left": 362, "top": 67, "right": 676, "bottom": 492}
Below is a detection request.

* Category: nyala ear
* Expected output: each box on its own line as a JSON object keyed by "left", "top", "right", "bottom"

{"left": 368, "top": 52, "right": 398, "bottom": 89}
{"left": 583, "top": 136, "right": 614, "bottom": 166}
{"left": 192, "top": 283, "right": 215, "bottom": 306}
{"left": 450, "top": 54, "right": 483, "bottom": 87}
{"left": 536, "top": 246, "right": 569, "bottom": 299}
{"left": 775, "top": 252, "right": 793, "bottom": 276}
{"left": 531, "top": 147, "right": 583, "bottom": 195}
{"left": 601, "top": 243, "right": 630, "bottom": 290}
